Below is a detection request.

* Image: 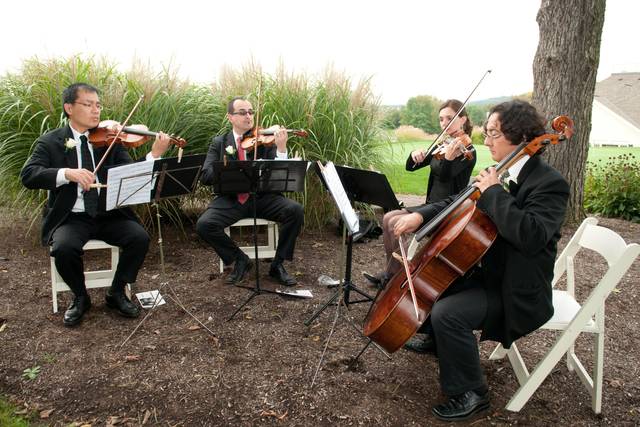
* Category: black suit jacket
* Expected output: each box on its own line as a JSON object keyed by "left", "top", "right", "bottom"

{"left": 414, "top": 155, "right": 570, "bottom": 348}
{"left": 20, "top": 125, "right": 136, "bottom": 245}
{"left": 406, "top": 150, "right": 476, "bottom": 203}
{"left": 200, "top": 131, "right": 278, "bottom": 208}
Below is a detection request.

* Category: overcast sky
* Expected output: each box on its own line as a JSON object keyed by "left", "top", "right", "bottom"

{"left": 2, "top": 0, "right": 638, "bottom": 105}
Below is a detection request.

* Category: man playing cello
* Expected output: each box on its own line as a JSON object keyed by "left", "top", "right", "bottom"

{"left": 387, "top": 100, "right": 569, "bottom": 421}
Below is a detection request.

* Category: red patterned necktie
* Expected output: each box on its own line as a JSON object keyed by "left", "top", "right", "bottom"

{"left": 237, "top": 137, "right": 249, "bottom": 204}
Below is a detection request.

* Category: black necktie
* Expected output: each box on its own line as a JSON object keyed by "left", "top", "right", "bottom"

{"left": 80, "top": 135, "right": 98, "bottom": 217}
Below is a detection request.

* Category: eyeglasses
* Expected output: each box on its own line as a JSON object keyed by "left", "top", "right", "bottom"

{"left": 230, "top": 110, "right": 255, "bottom": 116}
{"left": 74, "top": 101, "right": 103, "bottom": 111}
{"left": 482, "top": 129, "right": 503, "bottom": 140}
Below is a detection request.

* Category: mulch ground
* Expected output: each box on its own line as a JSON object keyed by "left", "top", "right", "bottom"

{"left": 0, "top": 198, "right": 639, "bottom": 426}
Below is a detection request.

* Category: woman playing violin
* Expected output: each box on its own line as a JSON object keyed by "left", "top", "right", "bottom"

{"left": 20, "top": 83, "right": 172, "bottom": 327}
{"left": 386, "top": 100, "right": 570, "bottom": 422}
{"left": 408, "top": 99, "right": 476, "bottom": 203}
{"left": 197, "top": 97, "right": 304, "bottom": 287}
{"left": 364, "top": 99, "right": 476, "bottom": 288}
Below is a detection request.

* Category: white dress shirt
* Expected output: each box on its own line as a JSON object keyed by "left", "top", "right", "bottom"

{"left": 56, "top": 125, "right": 158, "bottom": 213}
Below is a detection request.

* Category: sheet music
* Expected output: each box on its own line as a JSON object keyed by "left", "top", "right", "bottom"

{"left": 321, "top": 162, "right": 359, "bottom": 234}
{"left": 106, "top": 160, "right": 154, "bottom": 210}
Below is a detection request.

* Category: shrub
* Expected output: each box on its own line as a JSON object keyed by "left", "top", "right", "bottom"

{"left": 394, "top": 125, "right": 429, "bottom": 143}
{"left": 471, "top": 128, "right": 484, "bottom": 146}
{"left": 379, "top": 106, "right": 401, "bottom": 129}
{"left": 584, "top": 153, "right": 640, "bottom": 222}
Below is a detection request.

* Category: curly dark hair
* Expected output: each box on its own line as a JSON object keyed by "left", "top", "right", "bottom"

{"left": 62, "top": 83, "right": 99, "bottom": 118}
{"left": 487, "top": 100, "right": 546, "bottom": 145}
{"left": 439, "top": 99, "right": 473, "bottom": 137}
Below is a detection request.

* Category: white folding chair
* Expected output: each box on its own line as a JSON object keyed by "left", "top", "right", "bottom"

{"left": 489, "top": 217, "right": 640, "bottom": 413}
{"left": 50, "top": 239, "right": 126, "bottom": 313}
{"left": 218, "top": 218, "right": 279, "bottom": 273}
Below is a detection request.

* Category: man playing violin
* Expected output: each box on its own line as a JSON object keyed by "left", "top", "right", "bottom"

{"left": 196, "top": 97, "right": 304, "bottom": 286}
{"left": 386, "top": 100, "right": 569, "bottom": 421}
{"left": 21, "top": 83, "right": 171, "bottom": 327}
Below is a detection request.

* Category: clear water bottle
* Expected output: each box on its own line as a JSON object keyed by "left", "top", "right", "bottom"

{"left": 317, "top": 274, "right": 340, "bottom": 287}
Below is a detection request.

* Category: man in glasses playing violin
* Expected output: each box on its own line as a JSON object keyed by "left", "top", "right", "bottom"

{"left": 21, "top": 83, "right": 172, "bottom": 327}
{"left": 386, "top": 100, "right": 569, "bottom": 421}
{"left": 196, "top": 97, "right": 304, "bottom": 286}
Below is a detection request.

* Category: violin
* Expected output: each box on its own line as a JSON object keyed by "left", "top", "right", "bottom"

{"left": 240, "top": 127, "right": 308, "bottom": 152}
{"left": 431, "top": 129, "right": 474, "bottom": 161}
{"left": 89, "top": 120, "right": 187, "bottom": 149}
{"left": 414, "top": 70, "right": 491, "bottom": 169}
{"left": 363, "top": 115, "right": 574, "bottom": 353}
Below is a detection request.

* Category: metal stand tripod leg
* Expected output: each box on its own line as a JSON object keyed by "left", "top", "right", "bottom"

{"left": 305, "top": 232, "right": 372, "bottom": 326}
{"left": 120, "top": 202, "right": 216, "bottom": 347}
{"left": 309, "top": 284, "right": 390, "bottom": 387}
{"left": 227, "top": 196, "right": 280, "bottom": 322}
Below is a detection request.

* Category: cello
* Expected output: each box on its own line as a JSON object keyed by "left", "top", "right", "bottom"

{"left": 363, "top": 116, "right": 574, "bottom": 353}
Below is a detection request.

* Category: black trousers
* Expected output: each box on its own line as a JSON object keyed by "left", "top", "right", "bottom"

{"left": 431, "top": 279, "right": 488, "bottom": 396}
{"left": 50, "top": 212, "right": 150, "bottom": 297}
{"left": 196, "top": 194, "right": 304, "bottom": 265}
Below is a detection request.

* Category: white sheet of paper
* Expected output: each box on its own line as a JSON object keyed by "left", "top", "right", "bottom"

{"left": 321, "top": 162, "right": 359, "bottom": 234}
{"left": 106, "top": 160, "right": 155, "bottom": 210}
{"left": 135, "top": 290, "right": 166, "bottom": 309}
{"left": 275, "top": 289, "right": 313, "bottom": 298}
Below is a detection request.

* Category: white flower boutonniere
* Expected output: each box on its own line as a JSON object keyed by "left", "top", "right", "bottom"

{"left": 225, "top": 145, "right": 236, "bottom": 156}
{"left": 64, "top": 138, "right": 78, "bottom": 152}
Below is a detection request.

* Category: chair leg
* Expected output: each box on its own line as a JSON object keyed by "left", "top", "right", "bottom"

{"left": 50, "top": 257, "right": 58, "bottom": 313}
{"left": 592, "top": 331, "right": 604, "bottom": 414}
{"left": 506, "top": 332, "right": 581, "bottom": 412}
{"left": 567, "top": 342, "right": 576, "bottom": 372}
{"left": 489, "top": 343, "right": 508, "bottom": 360}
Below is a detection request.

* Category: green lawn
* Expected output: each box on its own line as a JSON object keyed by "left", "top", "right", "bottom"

{"left": 377, "top": 140, "right": 640, "bottom": 195}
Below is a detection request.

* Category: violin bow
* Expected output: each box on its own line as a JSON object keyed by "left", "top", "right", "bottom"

{"left": 418, "top": 69, "right": 492, "bottom": 167}
{"left": 93, "top": 94, "right": 145, "bottom": 175}
{"left": 398, "top": 235, "right": 420, "bottom": 320}
{"left": 253, "top": 74, "right": 263, "bottom": 161}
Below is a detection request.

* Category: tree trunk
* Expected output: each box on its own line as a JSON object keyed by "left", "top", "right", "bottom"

{"left": 532, "top": 0, "right": 606, "bottom": 224}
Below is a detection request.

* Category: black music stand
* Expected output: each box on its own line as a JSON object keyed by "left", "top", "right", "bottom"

{"left": 306, "top": 162, "right": 398, "bottom": 386}
{"left": 119, "top": 154, "right": 216, "bottom": 347}
{"left": 305, "top": 164, "right": 400, "bottom": 325}
{"left": 211, "top": 159, "right": 309, "bottom": 321}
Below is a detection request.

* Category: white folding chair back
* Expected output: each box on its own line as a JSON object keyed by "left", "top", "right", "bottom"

{"left": 219, "top": 218, "right": 279, "bottom": 273}
{"left": 489, "top": 217, "right": 640, "bottom": 414}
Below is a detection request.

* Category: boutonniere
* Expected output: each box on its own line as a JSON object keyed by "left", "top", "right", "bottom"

{"left": 225, "top": 145, "right": 236, "bottom": 156}
{"left": 64, "top": 138, "right": 78, "bottom": 152}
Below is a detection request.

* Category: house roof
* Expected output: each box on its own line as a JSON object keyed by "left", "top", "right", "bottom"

{"left": 594, "top": 72, "right": 640, "bottom": 129}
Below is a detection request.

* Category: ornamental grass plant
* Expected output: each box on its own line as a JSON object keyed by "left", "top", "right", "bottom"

{"left": 0, "top": 56, "right": 383, "bottom": 231}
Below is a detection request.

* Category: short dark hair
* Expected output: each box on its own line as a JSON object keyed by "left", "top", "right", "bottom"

{"left": 227, "top": 96, "right": 248, "bottom": 114}
{"left": 487, "top": 100, "right": 546, "bottom": 145}
{"left": 62, "top": 83, "right": 99, "bottom": 118}
{"left": 439, "top": 99, "right": 473, "bottom": 137}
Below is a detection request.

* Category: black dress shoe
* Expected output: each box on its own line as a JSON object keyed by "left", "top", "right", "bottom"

{"left": 63, "top": 294, "right": 92, "bottom": 327}
{"left": 404, "top": 333, "right": 437, "bottom": 355}
{"left": 432, "top": 390, "right": 490, "bottom": 422}
{"left": 269, "top": 262, "right": 297, "bottom": 286}
{"left": 225, "top": 253, "right": 253, "bottom": 284}
{"left": 363, "top": 271, "right": 390, "bottom": 289}
{"left": 105, "top": 289, "right": 140, "bottom": 318}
